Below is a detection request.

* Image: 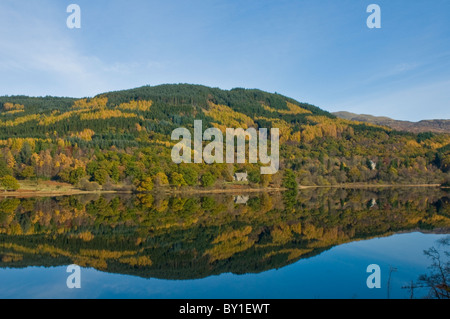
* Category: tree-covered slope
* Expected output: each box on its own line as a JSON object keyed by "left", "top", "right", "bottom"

{"left": 0, "top": 83, "right": 449, "bottom": 190}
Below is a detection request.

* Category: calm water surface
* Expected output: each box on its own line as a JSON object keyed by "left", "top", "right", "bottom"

{"left": 0, "top": 188, "right": 449, "bottom": 299}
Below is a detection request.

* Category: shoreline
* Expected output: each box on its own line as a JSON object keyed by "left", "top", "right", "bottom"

{"left": 310, "top": 183, "right": 442, "bottom": 189}
{"left": 0, "top": 183, "right": 445, "bottom": 198}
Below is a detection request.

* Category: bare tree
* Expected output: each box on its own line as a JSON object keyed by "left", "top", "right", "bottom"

{"left": 404, "top": 236, "right": 450, "bottom": 299}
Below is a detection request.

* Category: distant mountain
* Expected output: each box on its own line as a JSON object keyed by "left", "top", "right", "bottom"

{"left": 333, "top": 111, "right": 450, "bottom": 134}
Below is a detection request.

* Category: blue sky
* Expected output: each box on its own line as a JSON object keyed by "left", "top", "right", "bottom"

{"left": 0, "top": 0, "right": 449, "bottom": 121}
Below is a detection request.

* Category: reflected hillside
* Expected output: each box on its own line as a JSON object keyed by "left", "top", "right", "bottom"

{"left": 1, "top": 188, "right": 449, "bottom": 280}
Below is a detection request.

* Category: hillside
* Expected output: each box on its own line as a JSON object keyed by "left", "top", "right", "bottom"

{"left": 333, "top": 111, "right": 450, "bottom": 134}
{"left": 0, "top": 83, "right": 449, "bottom": 191}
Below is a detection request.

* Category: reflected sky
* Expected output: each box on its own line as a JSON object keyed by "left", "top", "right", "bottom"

{"left": 0, "top": 232, "right": 445, "bottom": 299}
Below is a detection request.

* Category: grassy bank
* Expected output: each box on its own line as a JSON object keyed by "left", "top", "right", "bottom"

{"left": 0, "top": 179, "right": 445, "bottom": 198}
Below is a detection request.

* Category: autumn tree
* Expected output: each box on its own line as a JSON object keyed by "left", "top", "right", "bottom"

{"left": 282, "top": 169, "right": 298, "bottom": 190}
{"left": 154, "top": 172, "right": 169, "bottom": 186}
{"left": 0, "top": 175, "right": 20, "bottom": 191}
{"left": 260, "top": 173, "right": 272, "bottom": 188}
{"left": 170, "top": 172, "right": 186, "bottom": 188}
{"left": 78, "top": 177, "right": 101, "bottom": 191}
{"left": 19, "top": 165, "right": 35, "bottom": 179}
{"left": 179, "top": 165, "right": 198, "bottom": 186}
{"left": 201, "top": 172, "right": 215, "bottom": 188}
{"left": 348, "top": 167, "right": 362, "bottom": 183}
{"left": 137, "top": 176, "right": 154, "bottom": 192}
{"left": 94, "top": 168, "right": 110, "bottom": 185}
{"left": 0, "top": 159, "right": 12, "bottom": 177}
{"left": 248, "top": 170, "right": 261, "bottom": 185}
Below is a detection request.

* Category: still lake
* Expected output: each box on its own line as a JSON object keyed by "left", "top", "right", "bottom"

{"left": 0, "top": 187, "right": 449, "bottom": 299}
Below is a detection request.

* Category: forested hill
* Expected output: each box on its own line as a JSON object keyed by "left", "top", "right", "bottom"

{"left": 0, "top": 84, "right": 332, "bottom": 138}
{"left": 0, "top": 83, "right": 449, "bottom": 191}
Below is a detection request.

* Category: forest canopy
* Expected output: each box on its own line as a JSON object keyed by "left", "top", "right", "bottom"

{"left": 0, "top": 84, "right": 449, "bottom": 191}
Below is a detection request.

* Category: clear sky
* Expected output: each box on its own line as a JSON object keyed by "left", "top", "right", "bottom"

{"left": 0, "top": 0, "right": 449, "bottom": 121}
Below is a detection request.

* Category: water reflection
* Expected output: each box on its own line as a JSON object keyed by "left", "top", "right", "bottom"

{"left": 0, "top": 188, "right": 449, "bottom": 280}
{"left": 403, "top": 235, "right": 450, "bottom": 299}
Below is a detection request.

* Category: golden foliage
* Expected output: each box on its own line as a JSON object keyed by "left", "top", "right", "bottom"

{"left": 79, "top": 249, "right": 135, "bottom": 259}
{"left": 1, "top": 253, "right": 23, "bottom": 263}
{"left": 0, "top": 114, "right": 40, "bottom": 127}
{"left": 205, "top": 236, "right": 255, "bottom": 262}
{"left": 70, "top": 231, "right": 95, "bottom": 242}
{"left": 80, "top": 109, "right": 137, "bottom": 121}
{"left": 71, "top": 129, "right": 95, "bottom": 141}
{"left": 212, "top": 226, "right": 253, "bottom": 244}
{"left": 270, "top": 223, "right": 301, "bottom": 244}
{"left": 119, "top": 256, "right": 152, "bottom": 267}
{"left": 204, "top": 102, "right": 255, "bottom": 131}
{"left": 3, "top": 110, "right": 25, "bottom": 115}
{"left": 302, "top": 223, "right": 324, "bottom": 239}
{"left": 39, "top": 110, "right": 83, "bottom": 126}
{"left": 3, "top": 103, "right": 24, "bottom": 111}
{"left": 254, "top": 117, "right": 298, "bottom": 143}
{"left": 117, "top": 100, "right": 152, "bottom": 112}
{"left": 0, "top": 108, "right": 99, "bottom": 127}
{"left": 271, "top": 226, "right": 293, "bottom": 244}
{"left": 5, "top": 138, "right": 36, "bottom": 151}
{"left": 300, "top": 116, "right": 357, "bottom": 143}
{"left": 262, "top": 102, "right": 312, "bottom": 115}
{"left": 72, "top": 97, "right": 108, "bottom": 109}
{"left": 264, "top": 248, "right": 313, "bottom": 261}
{"left": 205, "top": 226, "right": 255, "bottom": 262}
